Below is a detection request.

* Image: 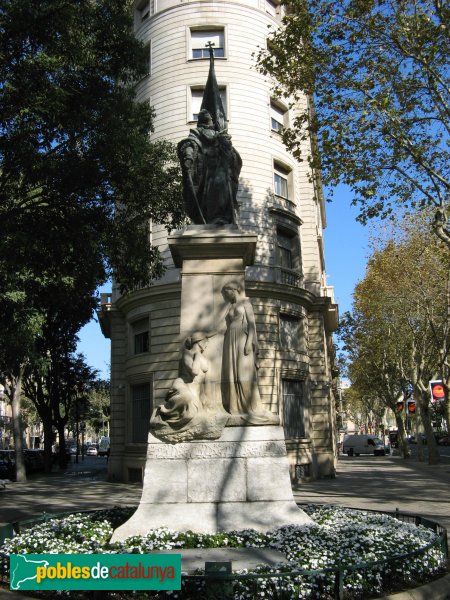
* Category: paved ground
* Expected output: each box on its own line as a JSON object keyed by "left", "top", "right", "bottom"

{"left": 0, "top": 455, "right": 450, "bottom": 531}
{"left": 0, "top": 456, "right": 141, "bottom": 528}
{"left": 1, "top": 451, "right": 450, "bottom": 600}
{"left": 1, "top": 452, "right": 450, "bottom": 530}
{"left": 293, "top": 452, "right": 450, "bottom": 531}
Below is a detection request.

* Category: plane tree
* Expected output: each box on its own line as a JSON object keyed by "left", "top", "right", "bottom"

{"left": 342, "top": 219, "right": 450, "bottom": 464}
{"left": 85, "top": 380, "right": 110, "bottom": 439}
{"left": 339, "top": 311, "right": 412, "bottom": 458}
{"left": 0, "top": 0, "right": 184, "bottom": 474}
{"left": 257, "top": 0, "right": 449, "bottom": 245}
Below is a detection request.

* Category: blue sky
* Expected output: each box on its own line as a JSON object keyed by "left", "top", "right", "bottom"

{"left": 322, "top": 185, "right": 370, "bottom": 314}
{"left": 77, "top": 185, "right": 370, "bottom": 379}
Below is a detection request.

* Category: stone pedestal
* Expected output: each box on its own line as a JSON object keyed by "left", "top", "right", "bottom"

{"left": 111, "top": 226, "right": 313, "bottom": 542}
{"left": 111, "top": 426, "right": 312, "bottom": 540}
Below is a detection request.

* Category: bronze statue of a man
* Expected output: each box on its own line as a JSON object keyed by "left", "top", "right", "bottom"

{"left": 177, "top": 109, "right": 242, "bottom": 225}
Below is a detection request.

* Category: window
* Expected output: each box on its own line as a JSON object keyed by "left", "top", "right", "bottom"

{"left": 191, "top": 29, "right": 225, "bottom": 59}
{"left": 266, "top": 0, "right": 282, "bottom": 19}
{"left": 190, "top": 86, "right": 227, "bottom": 121}
{"left": 135, "top": 331, "right": 149, "bottom": 354}
{"left": 270, "top": 101, "right": 287, "bottom": 133}
{"left": 274, "top": 172, "right": 288, "bottom": 198}
{"left": 132, "top": 318, "right": 149, "bottom": 354}
{"left": 273, "top": 162, "right": 290, "bottom": 199}
{"left": 136, "top": 0, "right": 151, "bottom": 22}
{"left": 282, "top": 379, "right": 305, "bottom": 439}
{"left": 277, "top": 229, "right": 294, "bottom": 269}
{"left": 143, "top": 41, "right": 151, "bottom": 76}
{"left": 131, "top": 383, "right": 151, "bottom": 443}
{"left": 275, "top": 223, "right": 302, "bottom": 285}
{"left": 191, "top": 89, "right": 203, "bottom": 122}
{"left": 279, "top": 314, "right": 300, "bottom": 350}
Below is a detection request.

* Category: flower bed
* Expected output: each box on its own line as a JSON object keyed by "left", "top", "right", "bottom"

{"left": 0, "top": 504, "right": 447, "bottom": 599}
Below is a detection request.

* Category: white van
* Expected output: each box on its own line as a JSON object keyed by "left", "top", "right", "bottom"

{"left": 98, "top": 436, "right": 110, "bottom": 457}
{"left": 342, "top": 434, "right": 388, "bottom": 456}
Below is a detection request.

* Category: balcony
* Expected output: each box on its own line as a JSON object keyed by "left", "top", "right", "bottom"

{"left": 276, "top": 267, "right": 303, "bottom": 288}
{"left": 97, "top": 293, "right": 113, "bottom": 339}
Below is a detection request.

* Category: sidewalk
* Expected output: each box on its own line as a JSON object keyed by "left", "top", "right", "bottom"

{"left": 0, "top": 456, "right": 142, "bottom": 528}
{"left": 293, "top": 452, "right": 450, "bottom": 531}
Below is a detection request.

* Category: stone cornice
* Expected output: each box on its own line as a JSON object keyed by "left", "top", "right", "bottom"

{"left": 112, "top": 277, "right": 338, "bottom": 331}
{"left": 115, "top": 282, "right": 181, "bottom": 314}
{"left": 168, "top": 225, "right": 257, "bottom": 267}
{"left": 246, "top": 280, "right": 338, "bottom": 331}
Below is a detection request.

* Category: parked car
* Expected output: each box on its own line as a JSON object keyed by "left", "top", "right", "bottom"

{"left": 23, "top": 449, "right": 45, "bottom": 474}
{"left": 87, "top": 444, "right": 98, "bottom": 456}
{"left": 0, "top": 450, "right": 16, "bottom": 480}
{"left": 437, "top": 435, "right": 449, "bottom": 446}
{"left": 343, "top": 434, "right": 388, "bottom": 456}
{"left": 409, "top": 434, "right": 427, "bottom": 444}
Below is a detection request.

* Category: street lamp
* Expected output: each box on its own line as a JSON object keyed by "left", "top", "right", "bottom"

{"left": 0, "top": 385, "right": 4, "bottom": 450}
{"left": 80, "top": 421, "right": 86, "bottom": 462}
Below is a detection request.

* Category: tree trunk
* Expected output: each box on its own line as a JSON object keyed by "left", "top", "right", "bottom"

{"left": 417, "top": 389, "right": 440, "bottom": 465}
{"left": 57, "top": 424, "right": 69, "bottom": 470}
{"left": 444, "top": 379, "right": 450, "bottom": 434}
{"left": 42, "top": 420, "right": 54, "bottom": 474}
{"left": 11, "top": 366, "right": 27, "bottom": 482}
{"left": 394, "top": 412, "right": 411, "bottom": 458}
{"left": 415, "top": 390, "right": 425, "bottom": 462}
{"left": 446, "top": 391, "right": 450, "bottom": 435}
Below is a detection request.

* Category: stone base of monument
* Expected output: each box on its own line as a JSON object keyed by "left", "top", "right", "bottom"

{"left": 111, "top": 425, "right": 313, "bottom": 542}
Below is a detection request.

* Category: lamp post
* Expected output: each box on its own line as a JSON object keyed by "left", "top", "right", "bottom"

{"left": 0, "top": 384, "right": 4, "bottom": 450}
{"left": 80, "top": 421, "right": 85, "bottom": 463}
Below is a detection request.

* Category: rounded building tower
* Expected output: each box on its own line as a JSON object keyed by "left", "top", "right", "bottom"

{"left": 99, "top": 0, "right": 339, "bottom": 483}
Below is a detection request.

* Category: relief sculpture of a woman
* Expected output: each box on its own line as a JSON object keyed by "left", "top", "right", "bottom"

{"left": 221, "top": 281, "right": 279, "bottom": 425}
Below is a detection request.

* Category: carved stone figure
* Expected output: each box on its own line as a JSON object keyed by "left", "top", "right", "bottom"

{"left": 158, "top": 333, "right": 209, "bottom": 426}
{"left": 221, "top": 282, "right": 280, "bottom": 425}
{"left": 151, "top": 332, "right": 228, "bottom": 442}
{"left": 178, "top": 110, "right": 242, "bottom": 225}
{"left": 177, "top": 44, "right": 242, "bottom": 225}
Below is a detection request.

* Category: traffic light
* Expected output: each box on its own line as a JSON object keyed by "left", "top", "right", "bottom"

{"left": 396, "top": 401, "right": 404, "bottom": 413}
{"left": 407, "top": 400, "right": 416, "bottom": 414}
{"left": 430, "top": 380, "right": 445, "bottom": 403}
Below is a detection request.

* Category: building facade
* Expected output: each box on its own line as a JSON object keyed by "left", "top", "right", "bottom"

{"left": 99, "top": 0, "right": 339, "bottom": 484}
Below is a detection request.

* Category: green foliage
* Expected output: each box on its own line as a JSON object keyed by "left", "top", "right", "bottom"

{"left": 257, "top": 0, "right": 449, "bottom": 244}
{"left": 339, "top": 214, "right": 450, "bottom": 449}
{"left": 0, "top": 0, "right": 184, "bottom": 464}
{"left": 0, "top": 0, "right": 183, "bottom": 297}
{"left": 85, "top": 379, "right": 110, "bottom": 434}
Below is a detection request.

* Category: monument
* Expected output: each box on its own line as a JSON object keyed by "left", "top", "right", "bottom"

{"left": 111, "top": 46, "right": 313, "bottom": 541}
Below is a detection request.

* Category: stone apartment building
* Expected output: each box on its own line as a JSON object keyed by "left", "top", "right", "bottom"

{"left": 99, "top": 0, "right": 339, "bottom": 484}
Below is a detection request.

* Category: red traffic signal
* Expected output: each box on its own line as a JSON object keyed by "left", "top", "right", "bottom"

{"left": 407, "top": 400, "right": 416, "bottom": 414}
{"left": 396, "top": 401, "right": 404, "bottom": 413}
{"left": 430, "top": 380, "right": 445, "bottom": 403}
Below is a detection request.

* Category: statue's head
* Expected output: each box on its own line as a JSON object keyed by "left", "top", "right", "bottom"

{"left": 185, "top": 331, "right": 208, "bottom": 351}
{"left": 221, "top": 280, "right": 242, "bottom": 302}
{"left": 197, "top": 109, "right": 214, "bottom": 128}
